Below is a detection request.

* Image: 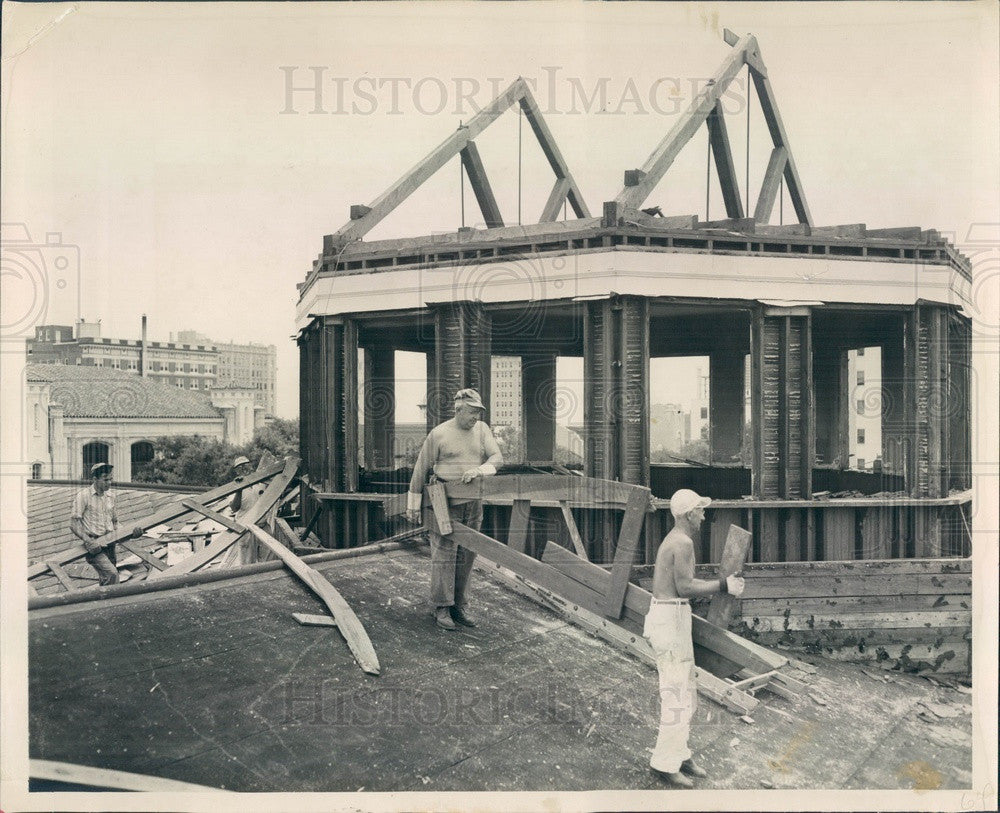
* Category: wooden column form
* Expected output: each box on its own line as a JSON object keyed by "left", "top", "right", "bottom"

{"left": 904, "top": 304, "right": 951, "bottom": 498}
{"left": 432, "top": 302, "right": 493, "bottom": 422}
{"left": 813, "top": 344, "right": 845, "bottom": 467}
{"left": 522, "top": 353, "right": 557, "bottom": 462}
{"left": 709, "top": 349, "right": 745, "bottom": 464}
{"left": 750, "top": 306, "right": 813, "bottom": 498}
{"left": 583, "top": 296, "right": 649, "bottom": 484}
{"left": 363, "top": 345, "right": 395, "bottom": 470}
{"left": 947, "top": 313, "right": 972, "bottom": 491}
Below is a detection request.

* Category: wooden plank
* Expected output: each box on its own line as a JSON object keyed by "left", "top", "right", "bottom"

{"left": 460, "top": 140, "right": 504, "bottom": 228}
{"left": 180, "top": 499, "right": 243, "bottom": 533}
{"left": 706, "top": 524, "right": 753, "bottom": 627}
{"left": 604, "top": 487, "right": 651, "bottom": 618}
{"left": 559, "top": 501, "right": 588, "bottom": 560}
{"left": 30, "top": 759, "right": 223, "bottom": 793}
{"left": 118, "top": 540, "right": 168, "bottom": 572}
{"left": 741, "top": 593, "right": 971, "bottom": 615}
{"left": 274, "top": 517, "right": 301, "bottom": 550}
{"left": 426, "top": 483, "right": 452, "bottom": 535}
{"left": 616, "top": 33, "right": 758, "bottom": 209}
{"left": 292, "top": 612, "right": 338, "bottom": 627}
{"left": 706, "top": 99, "right": 745, "bottom": 218}
{"left": 476, "top": 559, "right": 758, "bottom": 714}
{"left": 246, "top": 525, "right": 380, "bottom": 675}
{"left": 740, "top": 573, "right": 970, "bottom": 599}
{"left": 442, "top": 473, "right": 636, "bottom": 505}
{"left": 46, "top": 561, "right": 78, "bottom": 592}
{"left": 539, "top": 177, "right": 570, "bottom": 222}
{"left": 823, "top": 507, "right": 855, "bottom": 561}
{"left": 740, "top": 611, "right": 970, "bottom": 633}
{"left": 148, "top": 458, "right": 299, "bottom": 580}
{"left": 759, "top": 510, "right": 780, "bottom": 562}
{"left": 727, "top": 557, "right": 970, "bottom": 577}
{"left": 507, "top": 499, "right": 531, "bottom": 554}
{"left": 753, "top": 146, "right": 788, "bottom": 223}
{"left": 26, "top": 462, "right": 286, "bottom": 578}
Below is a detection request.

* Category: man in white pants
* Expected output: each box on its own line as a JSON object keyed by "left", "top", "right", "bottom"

{"left": 645, "top": 488, "right": 745, "bottom": 787}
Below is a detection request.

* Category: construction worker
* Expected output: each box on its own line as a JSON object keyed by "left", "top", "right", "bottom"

{"left": 646, "top": 488, "right": 745, "bottom": 787}
{"left": 229, "top": 455, "right": 255, "bottom": 513}
{"left": 406, "top": 388, "right": 503, "bottom": 631}
{"left": 70, "top": 463, "right": 141, "bottom": 586}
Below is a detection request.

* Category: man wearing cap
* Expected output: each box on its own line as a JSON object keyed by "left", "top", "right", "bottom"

{"left": 406, "top": 388, "right": 503, "bottom": 631}
{"left": 645, "top": 488, "right": 745, "bottom": 787}
{"left": 229, "top": 455, "right": 255, "bottom": 513}
{"left": 70, "top": 463, "right": 122, "bottom": 586}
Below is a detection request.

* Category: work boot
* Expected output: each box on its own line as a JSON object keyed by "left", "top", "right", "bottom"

{"left": 434, "top": 607, "right": 457, "bottom": 631}
{"left": 680, "top": 758, "right": 707, "bottom": 778}
{"left": 449, "top": 606, "right": 477, "bottom": 628}
{"left": 652, "top": 767, "right": 693, "bottom": 788}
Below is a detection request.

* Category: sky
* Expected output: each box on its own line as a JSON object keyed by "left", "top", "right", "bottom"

{"left": 2, "top": 1, "right": 998, "bottom": 423}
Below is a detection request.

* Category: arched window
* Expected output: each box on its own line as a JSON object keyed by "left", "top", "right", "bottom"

{"left": 31, "top": 462, "right": 42, "bottom": 479}
{"left": 82, "top": 441, "right": 110, "bottom": 476}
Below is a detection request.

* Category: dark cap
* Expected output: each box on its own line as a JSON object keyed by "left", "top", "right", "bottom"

{"left": 91, "top": 462, "right": 114, "bottom": 477}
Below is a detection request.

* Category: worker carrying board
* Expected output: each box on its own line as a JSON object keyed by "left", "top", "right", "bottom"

{"left": 647, "top": 488, "right": 745, "bottom": 787}
{"left": 406, "top": 388, "right": 503, "bottom": 631}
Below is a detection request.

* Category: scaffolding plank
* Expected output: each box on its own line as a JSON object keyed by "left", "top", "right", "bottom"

{"left": 604, "top": 487, "right": 651, "bottom": 618}
{"left": 245, "top": 525, "right": 379, "bottom": 675}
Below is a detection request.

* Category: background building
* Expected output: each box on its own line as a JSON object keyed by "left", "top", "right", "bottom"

{"left": 28, "top": 320, "right": 277, "bottom": 416}
{"left": 25, "top": 365, "right": 264, "bottom": 480}
{"left": 847, "top": 346, "right": 883, "bottom": 471}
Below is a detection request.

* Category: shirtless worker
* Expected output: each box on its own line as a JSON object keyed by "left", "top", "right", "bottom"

{"left": 406, "top": 388, "right": 503, "bottom": 631}
{"left": 645, "top": 488, "right": 745, "bottom": 787}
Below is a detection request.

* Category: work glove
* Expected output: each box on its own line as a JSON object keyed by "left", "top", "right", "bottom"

{"left": 722, "top": 574, "right": 745, "bottom": 597}
{"left": 131, "top": 526, "right": 144, "bottom": 539}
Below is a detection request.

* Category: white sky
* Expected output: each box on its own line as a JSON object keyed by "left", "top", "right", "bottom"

{"left": 3, "top": 2, "right": 998, "bottom": 422}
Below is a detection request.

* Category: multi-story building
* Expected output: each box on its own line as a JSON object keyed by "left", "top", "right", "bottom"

{"left": 491, "top": 355, "right": 522, "bottom": 430}
{"left": 28, "top": 321, "right": 277, "bottom": 417}
{"left": 178, "top": 331, "right": 277, "bottom": 416}
{"left": 847, "top": 346, "right": 883, "bottom": 471}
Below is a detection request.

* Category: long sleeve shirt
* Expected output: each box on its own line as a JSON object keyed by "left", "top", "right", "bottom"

{"left": 407, "top": 419, "right": 503, "bottom": 509}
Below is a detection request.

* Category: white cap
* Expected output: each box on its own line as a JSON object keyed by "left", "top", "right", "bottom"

{"left": 233, "top": 455, "right": 251, "bottom": 468}
{"left": 669, "top": 488, "right": 711, "bottom": 518}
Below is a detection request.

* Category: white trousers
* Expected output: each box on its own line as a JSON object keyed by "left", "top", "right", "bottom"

{"left": 644, "top": 599, "right": 698, "bottom": 773}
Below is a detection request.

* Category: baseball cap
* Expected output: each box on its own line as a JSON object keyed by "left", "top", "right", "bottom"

{"left": 454, "top": 388, "right": 485, "bottom": 410}
{"left": 91, "top": 462, "right": 113, "bottom": 477}
{"left": 669, "top": 488, "right": 711, "bottom": 518}
{"left": 233, "top": 455, "right": 251, "bottom": 468}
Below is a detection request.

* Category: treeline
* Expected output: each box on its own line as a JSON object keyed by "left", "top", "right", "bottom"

{"left": 131, "top": 418, "right": 298, "bottom": 487}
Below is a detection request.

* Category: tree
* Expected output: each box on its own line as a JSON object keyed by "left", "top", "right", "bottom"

{"left": 133, "top": 435, "right": 238, "bottom": 486}
{"left": 239, "top": 418, "right": 298, "bottom": 464}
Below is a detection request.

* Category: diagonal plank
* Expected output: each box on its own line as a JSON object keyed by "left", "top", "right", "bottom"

{"left": 180, "top": 499, "right": 243, "bottom": 533}
{"left": 245, "top": 525, "right": 380, "bottom": 675}
{"left": 753, "top": 146, "right": 788, "bottom": 224}
{"left": 559, "top": 501, "right": 589, "bottom": 560}
{"left": 604, "top": 487, "right": 651, "bottom": 618}
{"left": 707, "top": 99, "right": 745, "bottom": 218}
{"left": 27, "top": 462, "right": 286, "bottom": 579}
{"left": 426, "top": 483, "right": 452, "bottom": 535}
{"left": 118, "top": 540, "right": 168, "bottom": 571}
{"left": 507, "top": 499, "right": 531, "bottom": 554}
{"left": 460, "top": 140, "right": 504, "bottom": 228}
{"left": 46, "top": 561, "right": 77, "bottom": 592}
{"left": 148, "top": 458, "right": 299, "bottom": 580}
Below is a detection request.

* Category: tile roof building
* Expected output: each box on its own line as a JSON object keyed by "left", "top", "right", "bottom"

{"left": 25, "top": 365, "right": 265, "bottom": 481}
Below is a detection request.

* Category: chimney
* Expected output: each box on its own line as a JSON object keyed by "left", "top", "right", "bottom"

{"left": 140, "top": 314, "right": 148, "bottom": 377}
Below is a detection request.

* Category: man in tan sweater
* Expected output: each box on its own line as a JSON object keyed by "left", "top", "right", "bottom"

{"left": 406, "top": 388, "right": 503, "bottom": 630}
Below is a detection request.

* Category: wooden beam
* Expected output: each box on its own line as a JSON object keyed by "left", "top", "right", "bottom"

{"left": 118, "top": 540, "right": 168, "bottom": 572}
{"left": 245, "top": 525, "right": 380, "bottom": 675}
{"left": 539, "top": 177, "right": 570, "bottom": 223}
{"left": 748, "top": 65, "right": 812, "bottom": 225}
{"left": 29, "top": 759, "right": 223, "bottom": 793}
{"left": 479, "top": 559, "right": 759, "bottom": 714}
{"left": 46, "top": 561, "right": 77, "bottom": 592}
{"left": 706, "top": 525, "right": 752, "bottom": 627}
{"left": 148, "top": 458, "right": 299, "bottom": 580}
{"left": 26, "top": 462, "right": 286, "bottom": 579}
{"left": 616, "top": 34, "right": 756, "bottom": 208}
{"left": 427, "top": 483, "right": 453, "bottom": 535}
{"left": 441, "top": 472, "right": 637, "bottom": 505}
{"left": 707, "top": 100, "right": 745, "bottom": 218}
{"left": 559, "top": 501, "right": 589, "bottom": 560}
{"left": 292, "top": 612, "right": 338, "bottom": 627}
{"left": 460, "top": 140, "right": 504, "bottom": 228}
{"left": 180, "top": 499, "right": 242, "bottom": 532}
{"left": 518, "top": 90, "right": 591, "bottom": 218}
{"left": 753, "top": 146, "right": 787, "bottom": 224}
{"left": 604, "top": 487, "right": 651, "bottom": 618}
{"left": 507, "top": 499, "right": 531, "bottom": 554}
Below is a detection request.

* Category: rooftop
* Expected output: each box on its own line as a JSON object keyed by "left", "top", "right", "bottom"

{"left": 26, "top": 364, "right": 222, "bottom": 420}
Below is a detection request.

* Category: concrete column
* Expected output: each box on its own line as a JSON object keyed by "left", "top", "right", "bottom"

{"left": 583, "top": 296, "right": 649, "bottom": 484}
{"left": 905, "top": 304, "right": 952, "bottom": 498}
{"left": 363, "top": 345, "right": 395, "bottom": 469}
{"left": 750, "top": 307, "right": 813, "bottom": 499}
{"left": 814, "top": 346, "right": 846, "bottom": 467}
{"left": 709, "top": 351, "right": 744, "bottom": 464}
{"left": 522, "top": 353, "right": 557, "bottom": 462}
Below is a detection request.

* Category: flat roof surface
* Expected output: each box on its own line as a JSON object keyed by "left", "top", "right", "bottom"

{"left": 29, "top": 544, "right": 972, "bottom": 792}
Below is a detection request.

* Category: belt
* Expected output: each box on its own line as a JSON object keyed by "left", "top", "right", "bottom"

{"left": 650, "top": 597, "right": 689, "bottom": 605}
